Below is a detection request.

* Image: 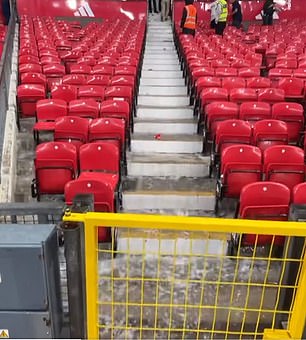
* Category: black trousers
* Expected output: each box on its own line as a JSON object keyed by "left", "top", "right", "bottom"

{"left": 182, "top": 27, "right": 195, "bottom": 37}
{"left": 210, "top": 20, "right": 216, "bottom": 29}
{"left": 263, "top": 13, "right": 273, "bottom": 25}
{"left": 215, "top": 21, "right": 226, "bottom": 36}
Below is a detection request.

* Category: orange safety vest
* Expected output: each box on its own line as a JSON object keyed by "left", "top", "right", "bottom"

{"left": 184, "top": 5, "right": 197, "bottom": 30}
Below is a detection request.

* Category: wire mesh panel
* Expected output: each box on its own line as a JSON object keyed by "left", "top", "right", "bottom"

{"left": 63, "top": 212, "right": 306, "bottom": 340}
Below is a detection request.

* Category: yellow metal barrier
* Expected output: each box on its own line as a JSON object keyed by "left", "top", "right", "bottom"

{"left": 63, "top": 212, "right": 306, "bottom": 339}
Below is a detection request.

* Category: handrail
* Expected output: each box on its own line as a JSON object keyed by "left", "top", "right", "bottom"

{"left": 0, "top": 6, "right": 17, "bottom": 182}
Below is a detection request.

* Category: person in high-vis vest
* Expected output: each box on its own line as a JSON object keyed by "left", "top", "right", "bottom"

{"left": 215, "top": 0, "right": 228, "bottom": 36}
{"left": 180, "top": 0, "right": 197, "bottom": 37}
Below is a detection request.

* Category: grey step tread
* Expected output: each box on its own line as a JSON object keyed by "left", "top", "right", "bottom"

{"left": 122, "top": 176, "right": 215, "bottom": 193}
{"left": 139, "top": 86, "right": 187, "bottom": 96}
{"left": 131, "top": 133, "right": 202, "bottom": 142}
{"left": 133, "top": 117, "right": 196, "bottom": 124}
{"left": 127, "top": 152, "right": 209, "bottom": 164}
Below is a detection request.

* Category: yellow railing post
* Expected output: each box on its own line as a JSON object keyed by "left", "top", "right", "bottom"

{"left": 64, "top": 212, "right": 99, "bottom": 339}
{"left": 83, "top": 217, "right": 99, "bottom": 339}
{"left": 288, "top": 250, "right": 306, "bottom": 339}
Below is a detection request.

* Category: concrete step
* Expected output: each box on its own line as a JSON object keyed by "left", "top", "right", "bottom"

{"left": 140, "top": 78, "right": 185, "bottom": 86}
{"left": 145, "top": 51, "right": 177, "bottom": 56}
{"left": 138, "top": 95, "right": 189, "bottom": 107}
{"left": 127, "top": 152, "right": 209, "bottom": 177}
{"left": 142, "top": 64, "right": 181, "bottom": 71}
{"left": 117, "top": 228, "right": 227, "bottom": 255}
{"left": 146, "top": 41, "right": 174, "bottom": 47}
{"left": 142, "top": 60, "right": 180, "bottom": 67}
{"left": 122, "top": 176, "right": 215, "bottom": 211}
{"left": 142, "top": 70, "right": 182, "bottom": 79}
{"left": 133, "top": 118, "right": 197, "bottom": 134}
{"left": 145, "top": 45, "right": 176, "bottom": 52}
{"left": 139, "top": 86, "right": 187, "bottom": 96}
{"left": 143, "top": 54, "right": 179, "bottom": 60}
{"left": 131, "top": 133, "right": 203, "bottom": 153}
{"left": 136, "top": 107, "right": 193, "bottom": 119}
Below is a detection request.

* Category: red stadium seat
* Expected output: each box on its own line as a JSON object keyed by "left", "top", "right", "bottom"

{"left": 88, "top": 117, "right": 126, "bottom": 171}
{"left": 86, "top": 75, "right": 110, "bottom": 86}
{"left": 62, "top": 74, "right": 86, "bottom": 88}
{"left": 293, "top": 68, "right": 306, "bottom": 79}
{"left": 64, "top": 172, "right": 118, "bottom": 241}
{"left": 92, "top": 65, "right": 114, "bottom": 76}
{"left": 17, "top": 84, "right": 46, "bottom": 117}
{"left": 20, "top": 72, "right": 47, "bottom": 89}
{"left": 229, "top": 88, "right": 258, "bottom": 104}
{"left": 19, "top": 63, "right": 42, "bottom": 77}
{"left": 68, "top": 99, "right": 100, "bottom": 119}
{"left": 210, "top": 119, "right": 252, "bottom": 177}
{"left": 200, "top": 87, "right": 228, "bottom": 106}
{"left": 43, "top": 63, "right": 66, "bottom": 90}
{"left": 51, "top": 84, "right": 78, "bottom": 102}
{"left": 246, "top": 77, "right": 271, "bottom": 90}
{"left": 271, "top": 102, "right": 304, "bottom": 143}
{"left": 238, "top": 67, "right": 261, "bottom": 78}
{"left": 277, "top": 78, "right": 304, "bottom": 100}
{"left": 238, "top": 182, "right": 290, "bottom": 246}
{"left": 292, "top": 182, "right": 306, "bottom": 204}
{"left": 239, "top": 102, "right": 271, "bottom": 123}
{"left": 215, "top": 67, "right": 238, "bottom": 78}
{"left": 54, "top": 116, "right": 89, "bottom": 151}
{"left": 253, "top": 119, "right": 288, "bottom": 152}
{"left": 33, "top": 99, "right": 67, "bottom": 142}
{"left": 263, "top": 145, "right": 304, "bottom": 192}
{"left": 32, "top": 141, "right": 78, "bottom": 199}
{"left": 222, "top": 77, "right": 246, "bottom": 91}
{"left": 257, "top": 88, "right": 285, "bottom": 104}
{"left": 78, "top": 85, "right": 105, "bottom": 102}
{"left": 100, "top": 99, "right": 131, "bottom": 132}
{"left": 104, "top": 86, "right": 133, "bottom": 112}
{"left": 215, "top": 145, "right": 262, "bottom": 214}
{"left": 203, "top": 101, "right": 239, "bottom": 149}
{"left": 70, "top": 64, "right": 91, "bottom": 75}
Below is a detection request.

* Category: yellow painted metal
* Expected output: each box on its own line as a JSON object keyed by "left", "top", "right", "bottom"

{"left": 63, "top": 212, "right": 306, "bottom": 339}
{"left": 263, "top": 329, "right": 291, "bottom": 339}
{"left": 288, "top": 250, "right": 306, "bottom": 339}
{"left": 63, "top": 212, "right": 306, "bottom": 237}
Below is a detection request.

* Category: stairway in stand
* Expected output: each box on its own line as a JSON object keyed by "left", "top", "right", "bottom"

{"left": 120, "top": 16, "right": 225, "bottom": 253}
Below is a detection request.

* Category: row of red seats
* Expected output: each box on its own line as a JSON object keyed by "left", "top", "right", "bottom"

{"left": 19, "top": 72, "right": 137, "bottom": 94}
{"left": 33, "top": 141, "right": 121, "bottom": 241}
{"left": 204, "top": 101, "right": 304, "bottom": 146}
{"left": 17, "top": 84, "right": 134, "bottom": 118}
{"left": 215, "top": 144, "right": 305, "bottom": 214}
{"left": 33, "top": 98, "right": 130, "bottom": 143}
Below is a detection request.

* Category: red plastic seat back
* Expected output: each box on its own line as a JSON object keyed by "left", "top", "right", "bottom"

{"left": 221, "top": 145, "right": 262, "bottom": 198}
{"left": 215, "top": 119, "right": 252, "bottom": 154}
{"left": 78, "top": 85, "right": 105, "bottom": 102}
{"left": 36, "top": 99, "right": 67, "bottom": 121}
{"left": 100, "top": 100, "right": 130, "bottom": 126}
{"left": 200, "top": 88, "right": 228, "bottom": 104}
{"left": 54, "top": 116, "right": 89, "bottom": 150}
{"left": 88, "top": 117, "right": 126, "bottom": 155}
{"left": 253, "top": 119, "right": 288, "bottom": 152}
{"left": 206, "top": 102, "right": 239, "bottom": 138}
{"left": 246, "top": 77, "right": 271, "bottom": 90}
{"left": 222, "top": 77, "right": 246, "bottom": 91}
{"left": 229, "top": 88, "right": 258, "bottom": 103}
{"left": 51, "top": 84, "right": 78, "bottom": 102}
{"left": 65, "top": 173, "right": 115, "bottom": 212}
{"left": 277, "top": 78, "right": 304, "bottom": 97}
{"left": 68, "top": 99, "right": 100, "bottom": 119}
{"left": 79, "top": 142, "right": 120, "bottom": 174}
{"left": 34, "top": 141, "right": 77, "bottom": 194}
{"left": 239, "top": 181, "right": 290, "bottom": 246}
{"left": 17, "top": 84, "right": 46, "bottom": 117}
{"left": 104, "top": 86, "right": 132, "bottom": 107}
{"left": 239, "top": 102, "right": 271, "bottom": 123}
{"left": 292, "top": 182, "right": 306, "bottom": 204}
{"left": 263, "top": 145, "right": 305, "bottom": 192}
{"left": 271, "top": 102, "right": 304, "bottom": 143}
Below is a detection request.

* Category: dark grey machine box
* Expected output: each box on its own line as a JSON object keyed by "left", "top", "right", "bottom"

{"left": 0, "top": 224, "right": 63, "bottom": 338}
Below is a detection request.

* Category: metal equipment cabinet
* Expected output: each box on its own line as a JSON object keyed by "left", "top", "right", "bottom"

{"left": 0, "top": 224, "right": 63, "bottom": 338}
